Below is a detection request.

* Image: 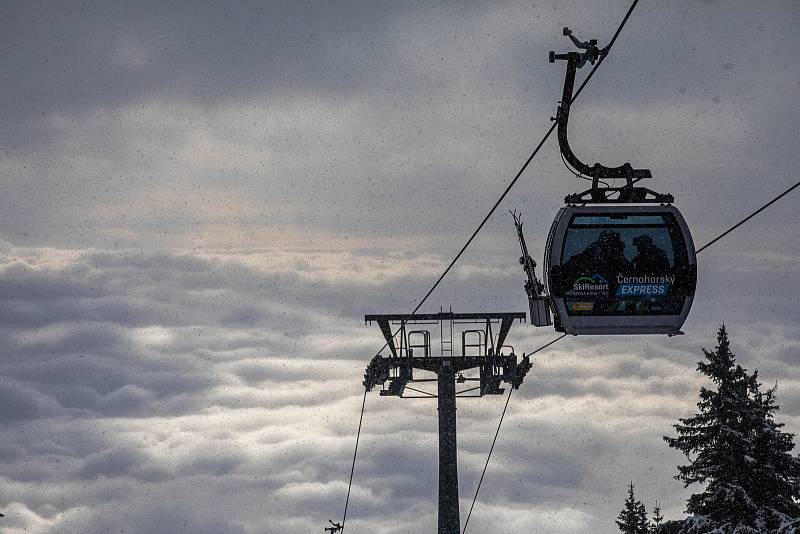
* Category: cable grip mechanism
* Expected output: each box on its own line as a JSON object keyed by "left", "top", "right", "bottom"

{"left": 549, "top": 27, "right": 672, "bottom": 205}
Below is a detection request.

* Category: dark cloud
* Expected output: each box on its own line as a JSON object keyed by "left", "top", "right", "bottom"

{"left": 47, "top": 502, "right": 249, "bottom": 534}
{"left": 0, "top": 378, "right": 43, "bottom": 421}
{"left": 75, "top": 446, "right": 152, "bottom": 480}
{"left": 0, "top": 0, "right": 402, "bottom": 123}
{"left": 0, "top": 0, "right": 795, "bottom": 251}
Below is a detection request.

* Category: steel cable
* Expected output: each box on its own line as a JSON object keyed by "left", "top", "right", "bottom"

{"left": 461, "top": 179, "right": 800, "bottom": 532}
{"left": 340, "top": 387, "right": 368, "bottom": 532}
{"left": 335, "top": 0, "right": 800, "bottom": 519}
{"left": 459, "top": 0, "right": 643, "bottom": 527}
{"left": 339, "top": 0, "right": 642, "bottom": 528}
{"left": 696, "top": 180, "right": 800, "bottom": 255}
{"left": 461, "top": 334, "right": 567, "bottom": 533}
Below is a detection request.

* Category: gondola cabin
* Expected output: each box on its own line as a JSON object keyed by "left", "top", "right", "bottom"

{"left": 545, "top": 205, "right": 696, "bottom": 335}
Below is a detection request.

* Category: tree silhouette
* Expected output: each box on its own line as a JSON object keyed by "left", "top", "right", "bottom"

{"left": 651, "top": 502, "right": 663, "bottom": 533}
{"left": 617, "top": 482, "right": 651, "bottom": 534}
{"left": 664, "top": 325, "right": 800, "bottom": 533}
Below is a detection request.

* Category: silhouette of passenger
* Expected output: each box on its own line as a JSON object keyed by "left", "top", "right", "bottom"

{"left": 631, "top": 235, "right": 670, "bottom": 275}
{"left": 563, "top": 230, "right": 632, "bottom": 280}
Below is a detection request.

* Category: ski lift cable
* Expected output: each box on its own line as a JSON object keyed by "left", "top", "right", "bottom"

{"left": 461, "top": 179, "right": 800, "bottom": 532}
{"left": 339, "top": 84, "right": 800, "bottom": 534}
{"left": 462, "top": 388, "right": 514, "bottom": 534}
{"left": 695, "top": 180, "right": 800, "bottom": 255}
{"left": 411, "top": 0, "right": 641, "bottom": 318}
{"left": 337, "top": 0, "right": 642, "bottom": 529}
{"left": 340, "top": 387, "right": 367, "bottom": 532}
{"left": 339, "top": 0, "right": 800, "bottom": 521}
{"left": 461, "top": 333, "right": 567, "bottom": 534}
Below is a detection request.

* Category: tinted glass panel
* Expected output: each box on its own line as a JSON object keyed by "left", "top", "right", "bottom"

{"left": 560, "top": 213, "right": 688, "bottom": 316}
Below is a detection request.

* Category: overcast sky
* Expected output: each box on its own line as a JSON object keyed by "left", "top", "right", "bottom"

{"left": 1, "top": 1, "right": 799, "bottom": 533}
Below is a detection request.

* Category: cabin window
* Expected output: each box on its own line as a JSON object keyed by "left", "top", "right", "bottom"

{"left": 558, "top": 213, "right": 688, "bottom": 316}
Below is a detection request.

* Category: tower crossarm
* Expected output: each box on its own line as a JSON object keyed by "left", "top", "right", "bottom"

{"left": 365, "top": 312, "right": 526, "bottom": 323}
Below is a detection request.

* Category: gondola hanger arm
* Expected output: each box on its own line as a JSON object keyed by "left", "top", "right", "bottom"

{"left": 549, "top": 28, "right": 672, "bottom": 204}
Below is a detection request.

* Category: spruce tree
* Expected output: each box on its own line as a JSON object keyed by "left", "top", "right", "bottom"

{"left": 651, "top": 502, "right": 664, "bottom": 533}
{"left": 664, "top": 325, "right": 800, "bottom": 533}
{"left": 617, "top": 482, "right": 651, "bottom": 534}
{"left": 750, "top": 382, "right": 800, "bottom": 530}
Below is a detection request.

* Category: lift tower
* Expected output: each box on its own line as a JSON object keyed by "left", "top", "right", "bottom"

{"left": 362, "top": 311, "right": 531, "bottom": 534}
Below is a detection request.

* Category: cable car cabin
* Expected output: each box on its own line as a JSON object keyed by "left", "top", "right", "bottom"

{"left": 545, "top": 205, "right": 697, "bottom": 335}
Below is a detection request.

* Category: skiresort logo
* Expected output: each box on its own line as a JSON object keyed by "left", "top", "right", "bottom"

{"left": 572, "top": 274, "right": 609, "bottom": 292}
{"left": 616, "top": 274, "right": 674, "bottom": 297}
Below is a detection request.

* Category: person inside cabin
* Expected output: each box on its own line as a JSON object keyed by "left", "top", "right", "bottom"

{"left": 564, "top": 229, "right": 632, "bottom": 281}
{"left": 631, "top": 234, "right": 670, "bottom": 275}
